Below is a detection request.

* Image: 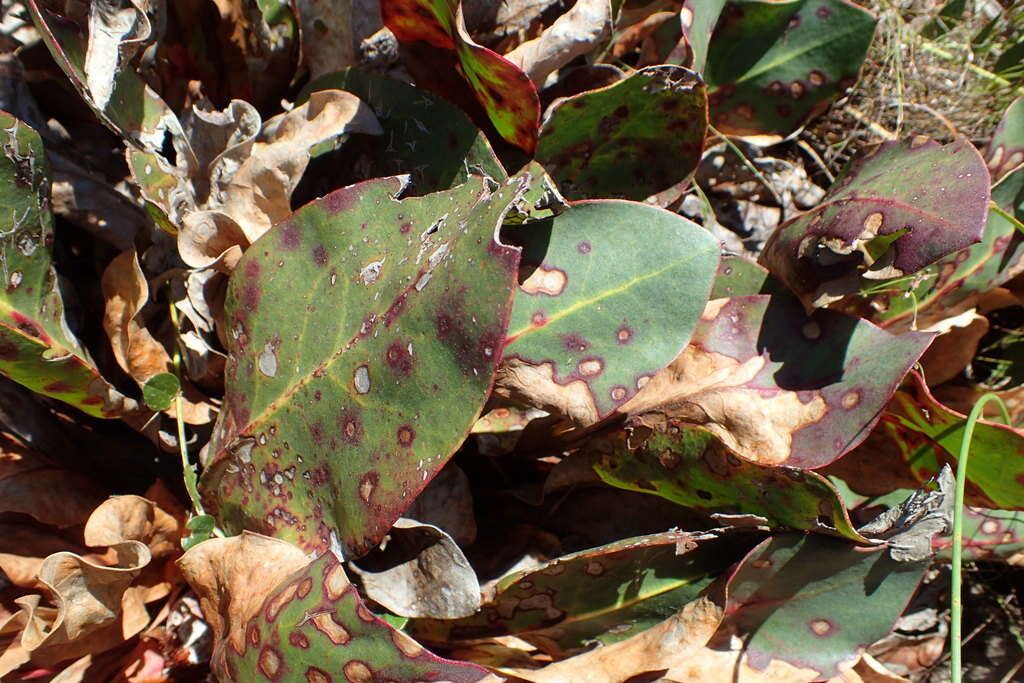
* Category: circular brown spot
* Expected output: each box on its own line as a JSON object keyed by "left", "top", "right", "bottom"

{"left": 616, "top": 326, "right": 633, "bottom": 344}
{"left": 841, "top": 391, "right": 861, "bottom": 409}
{"left": 578, "top": 358, "right": 604, "bottom": 377}
{"left": 981, "top": 520, "right": 1000, "bottom": 534}
{"left": 258, "top": 646, "right": 282, "bottom": 678}
{"left": 863, "top": 211, "right": 884, "bottom": 233}
{"left": 809, "top": 619, "right": 836, "bottom": 636}
{"left": 610, "top": 386, "right": 628, "bottom": 402}
{"left": 751, "top": 559, "right": 772, "bottom": 569}
{"left": 324, "top": 562, "right": 349, "bottom": 599}
{"left": 789, "top": 81, "right": 806, "bottom": 99}
{"left": 808, "top": 70, "right": 826, "bottom": 86}
{"left": 305, "top": 667, "right": 330, "bottom": 683}
{"left": 343, "top": 660, "right": 372, "bottom": 683}
{"left": 397, "top": 425, "right": 416, "bottom": 448}
{"left": 585, "top": 560, "right": 604, "bottom": 576}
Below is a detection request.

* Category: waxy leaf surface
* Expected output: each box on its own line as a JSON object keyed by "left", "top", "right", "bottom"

{"left": 593, "top": 427, "right": 867, "bottom": 540}
{"left": 381, "top": 0, "right": 541, "bottom": 152}
{"left": 933, "top": 508, "right": 1024, "bottom": 562}
{"left": 721, "top": 534, "right": 927, "bottom": 679}
{"left": 201, "top": 175, "right": 525, "bottom": 557}
{"left": 623, "top": 295, "right": 933, "bottom": 468}
{"left": 0, "top": 112, "right": 134, "bottom": 418}
{"left": 680, "top": 0, "right": 728, "bottom": 73}
{"left": 410, "top": 531, "right": 739, "bottom": 657}
{"left": 499, "top": 201, "right": 719, "bottom": 424}
{"left": 300, "top": 68, "right": 505, "bottom": 195}
{"left": 535, "top": 65, "right": 707, "bottom": 201}
{"left": 876, "top": 371, "right": 1024, "bottom": 509}
{"left": 704, "top": 0, "right": 875, "bottom": 135}
{"left": 760, "top": 137, "right": 990, "bottom": 310}
{"left": 230, "top": 552, "right": 490, "bottom": 681}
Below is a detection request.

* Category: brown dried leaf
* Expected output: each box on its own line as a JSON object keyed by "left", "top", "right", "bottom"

{"left": 505, "top": 0, "right": 613, "bottom": 87}
{"left": 295, "top": 0, "right": 356, "bottom": 78}
{"left": 101, "top": 249, "right": 173, "bottom": 387}
{"left": 0, "top": 432, "right": 105, "bottom": 528}
{"left": 175, "top": 531, "right": 310, "bottom": 672}
{"left": 918, "top": 312, "right": 989, "bottom": 386}
{"left": 221, "top": 89, "right": 383, "bottom": 243}
{"left": 506, "top": 592, "right": 724, "bottom": 682}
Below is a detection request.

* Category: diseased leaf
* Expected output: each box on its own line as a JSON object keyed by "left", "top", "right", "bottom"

{"left": 679, "top": 0, "right": 727, "bottom": 73}
{"left": 294, "top": 0, "right": 355, "bottom": 79}
{"left": 875, "top": 371, "right": 1024, "bottom": 509}
{"left": 717, "top": 534, "right": 926, "bottom": 679}
{"left": 25, "top": 0, "right": 181, "bottom": 154}
{"left": 704, "top": 0, "right": 876, "bottom": 136}
{"left": 382, "top": 0, "right": 541, "bottom": 152}
{"left": 300, "top": 68, "right": 506, "bottom": 195}
{"left": 0, "top": 111, "right": 136, "bottom": 418}
{"left": 410, "top": 531, "right": 739, "bottom": 657}
{"left": 985, "top": 95, "right": 1024, "bottom": 182}
{"left": 535, "top": 65, "right": 708, "bottom": 201}
{"left": 760, "top": 137, "right": 990, "bottom": 310}
{"left": 592, "top": 426, "right": 869, "bottom": 541}
{"left": 709, "top": 253, "right": 776, "bottom": 299}
{"left": 178, "top": 533, "right": 494, "bottom": 682}
{"left": 496, "top": 200, "right": 719, "bottom": 425}
{"left": 933, "top": 507, "right": 1024, "bottom": 563}
{"left": 201, "top": 175, "right": 526, "bottom": 557}
{"left": 623, "top": 295, "right": 933, "bottom": 467}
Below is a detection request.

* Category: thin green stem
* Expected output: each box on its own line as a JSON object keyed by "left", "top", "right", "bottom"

{"left": 952, "top": 394, "right": 1011, "bottom": 683}
{"left": 168, "top": 299, "right": 206, "bottom": 517}
{"left": 707, "top": 124, "right": 786, "bottom": 212}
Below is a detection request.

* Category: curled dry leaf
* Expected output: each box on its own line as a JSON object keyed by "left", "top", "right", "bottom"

{"left": 505, "top": 0, "right": 612, "bottom": 87}
{"left": 349, "top": 518, "right": 481, "bottom": 618}
{"left": 102, "top": 249, "right": 173, "bottom": 388}
{"left": 294, "top": 0, "right": 356, "bottom": 79}
{"left": 209, "top": 88, "right": 383, "bottom": 244}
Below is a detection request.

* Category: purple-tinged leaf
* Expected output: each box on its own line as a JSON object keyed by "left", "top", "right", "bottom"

{"left": 497, "top": 200, "right": 719, "bottom": 425}
{"left": 201, "top": 175, "right": 526, "bottom": 557}
{"left": 535, "top": 65, "right": 708, "bottom": 201}
{"left": 623, "top": 295, "right": 933, "bottom": 468}
{"left": 381, "top": 0, "right": 541, "bottom": 152}
{"left": 720, "top": 534, "right": 926, "bottom": 679}
{"left": 760, "top": 137, "right": 990, "bottom": 311}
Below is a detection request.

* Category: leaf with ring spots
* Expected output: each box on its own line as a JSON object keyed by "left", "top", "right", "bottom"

{"left": 703, "top": 0, "right": 876, "bottom": 136}
{"left": 201, "top": 174, "right": 526, "bottom": 558}
{"left": 496, "top": 199, "right": 720, "bottom": 425}
{"left": 622, "top": 295, "right": 933, "bottom": 468}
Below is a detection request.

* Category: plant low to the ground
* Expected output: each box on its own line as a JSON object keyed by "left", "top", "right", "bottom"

{"left": 0, "top": 0, "right": 1024, "bottom": 681}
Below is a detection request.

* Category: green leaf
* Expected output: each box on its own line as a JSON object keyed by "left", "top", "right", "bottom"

{"left": 0, "top": 111, "right": 134, "bottom": 418}
{"left": 535, "top": 65, "right": 708, "bottom": 201}
{"left": 723, "top": 534, "right": 926, "bottom": 678}
{"left": 878, "top": 371, "right": 1024, "bottom": 509}
{"left": 381, "top": 0, "right": 541, "bottom": 152}
{"left": 985, "top": 95, "right": 1024, "bottom": 183}
{"left": 142, "top": 372, "right": 180, "bottom": 411}
{"left": 182, "top": 514, "right": 218, "bottom": 550}
{"left": 410, "top": 531, "right": 743, "bottom": 657}
{"left": 298, "top": 68, "right": 506, "bottom": 195}
{"left": 500, "top": 201, "right": 719, "bottom": 423}
{"left": 760, "top": 137, "right": 991, "bottom": 311}
{"left": 680, "top": 0, "right": 728, "bottom": 73}
{"left": 224, "top": 549, "right": 491, "bottom": 681}
{"left": 201, "top": 175, "right": 525, "bottom": 557}
{"left": 704, "top": 0, "right": 876, "bottom": 136}
{"left": 592, "top": 427, "right": 869, "bottom": 541}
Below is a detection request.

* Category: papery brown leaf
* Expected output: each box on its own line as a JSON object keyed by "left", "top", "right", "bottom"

{"left": 918, "top": 312, "right": 989, "bottom": 386}
{"left": 506, "top": 592, "right": 724, "bottom": 683}
{"left": 294, "top": 0, "right": 356, "bottom": 78}
{"left": 0, "top": 432, "right": 105, "bottom": 528}
{"left": 221, "top": 89, "right": 383, "bottom": 243}
{"left": 101, "top": 250, "right": 173, "bottom": 388}
{"left": 505, "top": 0, "right": 612, "bottom": 86}
{"left": 19, "top": 542, "right": 152, "bottom": 667}
{"left": 175, "top": 531, "right": 310, "bottom": 672}
{"left": 0, "top": 521, "right": 92, "bottom": 590}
